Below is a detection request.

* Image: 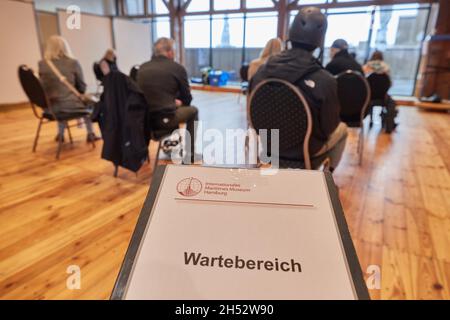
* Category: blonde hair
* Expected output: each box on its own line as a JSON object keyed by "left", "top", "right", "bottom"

{"left": 103, "top": 48, "right": 116, "bottom": 61}
{"left": 259, "top": 38, "right": 283, "bottom": 61}
{"left": 44, "top": 35, "right": 73, "bottom": 60}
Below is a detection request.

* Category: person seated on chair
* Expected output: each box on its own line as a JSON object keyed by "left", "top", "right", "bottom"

{"left": 137, "top": 37, "right": 199, "bottom": 164}
{"left": 248, "top": 38, "right": 283, "bottom": 80}
{"left": 325, "top": 39, "right": 363, "bottom": 76}
{"left": 364, "top": 50, "right": 398, "bottom": 131}
{"left": 363, "top": 50, "right": 390, "bottom": 76}
{"left": 99, "top": 48, "right": 119, "bottom": 76}
{"left": 250, "top": 7, "right": 348, "bottom": 171}
{"left": 38, "top": 35, "right": 100, "bottom": 143}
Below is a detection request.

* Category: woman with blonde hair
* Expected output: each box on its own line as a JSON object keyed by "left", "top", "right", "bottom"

{"left": 39, "top": 35, "right": 99, "bottom": 143}
{"left": 248, "top": 38, "right": 283, "bottom": 80}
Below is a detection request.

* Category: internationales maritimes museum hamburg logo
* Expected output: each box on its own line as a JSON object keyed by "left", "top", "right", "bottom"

{"left": 176, "top": 177, "right": 203, "bottom": 197}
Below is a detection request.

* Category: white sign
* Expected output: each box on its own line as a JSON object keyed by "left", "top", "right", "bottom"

{"left": 120, "top": 165, "right": 362, "bottom": 300}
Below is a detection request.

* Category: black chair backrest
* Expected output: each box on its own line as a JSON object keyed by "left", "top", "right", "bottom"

{"left": 367, "top": 73, "right": 391, "bottom": 101}
{"left": 248, "top": 78, "right": 313, "bottom": 168}
{"left": 18, "top": 65, "right": 49, "bottom": 110}
{"left": 130, "top": 65, "right": 140, "bottom": 82}
{"left": 336, "top": 70, "right": 371, "bottom": 124}
{"left": 93, "top": 62, "right": 104, "bottom": 82}
{"left": 240, "top": 63, "right": 249, "bottom": 82}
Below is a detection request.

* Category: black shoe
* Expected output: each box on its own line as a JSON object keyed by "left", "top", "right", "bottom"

{"left": 87, "top": 133, "right": 101, "bottom": 143}
{"left": 55, "top": 134, "right": 64, "bottom": 143}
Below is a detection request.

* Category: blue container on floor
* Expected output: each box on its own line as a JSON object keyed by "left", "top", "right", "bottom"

{"left": 208, "top": 70, "right": 229, "bottom": 87}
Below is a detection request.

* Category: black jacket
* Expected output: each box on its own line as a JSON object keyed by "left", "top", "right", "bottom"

{"left": 325, "top": 49, "right": 364, "bottom": 76}
{"left": 137, "top": 55, "right": 193, "bottom": 114}
{"left": 250, "top": 48, "right": 341, "bottom": 159}
{"left": 95, "top": 72, "right": 151, "bottom": 173}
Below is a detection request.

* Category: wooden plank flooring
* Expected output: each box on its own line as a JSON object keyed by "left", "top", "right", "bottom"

{"left": 0, "top": 91, "right": 449, "bottom": 300}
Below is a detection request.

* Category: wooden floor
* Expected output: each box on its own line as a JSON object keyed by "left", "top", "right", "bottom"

{"left": 0, "top": 91, "right": 449, "bottom": 300}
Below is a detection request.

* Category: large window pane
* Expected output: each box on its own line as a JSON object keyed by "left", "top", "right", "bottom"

{"left": 125, "top": 0, "right": 144, "bottom": 15}
{"left": 246, "top": 0, "right": 274, "bottom": 9}
{"left": 184, "top": 15, "right": 211, "bottom": 77}
{"left": 152, "top": 17, "right": 171, "bottom": 42}
{"left": 298, "top": 0, "right": 328, "bottom": 4}
{"left": 186, "top": 0, "right": 210, "bottom": 13}
{"left": 244, "top": 12, "right": 278, "bottom": 63}
{"left": 369, "top": 5, "right": 429, "bottom": 95}
{"left": 213, "top": 0, "right": 240, "bottom": 11}
{"left": 212, "top": 14, "right": 244, "bottom": 82}
{"left": 154, "top": 0, "right": 169, "bottom": 14}
{"left": 324, "top": 9, "right": 373, "bottom": 65}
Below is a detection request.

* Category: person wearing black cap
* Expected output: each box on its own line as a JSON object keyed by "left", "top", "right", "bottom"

{"left": 250, "top": 7, "right": 347, "bottom": 172}
{"left": 325, "top": 39, "right": 364, "bottom": 76}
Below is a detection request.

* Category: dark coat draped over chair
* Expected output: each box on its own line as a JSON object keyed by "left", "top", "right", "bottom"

{"left": 94, "top": 72, "right": 152, "bottom": 173}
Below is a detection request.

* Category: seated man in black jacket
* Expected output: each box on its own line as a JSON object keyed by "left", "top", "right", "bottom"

{"left": 138, "top": 37, "right": 199, "bottom": 164}
{"left": 325, "top": 39, "right": 364, "bottom": 76}
{"left": 250, "top": 7, "right": 347, "bottom": 171}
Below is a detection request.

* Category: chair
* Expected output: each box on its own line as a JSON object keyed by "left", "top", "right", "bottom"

{"left": 367, "top": 73, "right": 391, "bottom": 128}
{"left": 248, "top": 78, "right": 330, "bottom": 170}
{"left": 336, "top": 70, "right": 371, "bottom": 165}
{"left": 129, "top": 65, "right": 140, "bottom": 82}
{"left": 238, "top": 63, "right": 249, "bottom": 103}
{"left": 18, "top": 65, "right": 95, "bottom": 160}
{"left": 93, "top": 62, "right": 104, "bottom": 94}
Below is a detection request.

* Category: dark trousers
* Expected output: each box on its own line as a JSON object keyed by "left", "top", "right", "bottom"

{"left": 154, "top": 106, "right": 199, "bottom": 163}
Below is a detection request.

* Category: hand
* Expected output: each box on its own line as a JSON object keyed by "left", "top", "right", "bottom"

{"left": 175, "top": 99, "right": 183, "bottom": 107}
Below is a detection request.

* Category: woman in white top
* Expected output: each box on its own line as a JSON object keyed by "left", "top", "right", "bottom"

{"left": 248, "top": 38, "right": 283, "bottom": 80}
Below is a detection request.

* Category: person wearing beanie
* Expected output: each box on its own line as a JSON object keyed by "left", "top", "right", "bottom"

{"left": 325, "top": 39, "right": 364, "bottom": 76}
{"left": 250, "top": 7, "right": 348, "bottom": 172}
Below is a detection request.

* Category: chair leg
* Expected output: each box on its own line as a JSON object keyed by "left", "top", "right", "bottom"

{"left": 56, "top": 123, "right": 65, "bottom": 160}
{"left": 369, "top": 107, "right": 374, "bottom": 129}
{"left": 32, "top": 119, "right": 43, "bottom": 153}
{"left": 113, "top": 165, "right": 119, "bottom": 178}
{"left": 358, "top": 126, "right": 364, "bottom": 166}
{"left": 152, "top": 141, "right": 162, "bottom": 176}
{"left": 66, "top": 122, "right": 73, "bottom": 145}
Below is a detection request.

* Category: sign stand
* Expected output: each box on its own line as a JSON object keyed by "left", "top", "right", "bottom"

{"left": 112, "top": 165, "right": 369, "bottom": 300}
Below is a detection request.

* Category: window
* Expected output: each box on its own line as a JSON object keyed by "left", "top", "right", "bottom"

{"left": 244, "top": 12, "right": 278, "bottom": 63}
{"left": 213, "top": 0, "right": 240, "bottom": 11}
{"left": 246, "top": 0, "right": 274, "bottom": 9}
{"left": 152, "top": 17, "right": 171, "bottom": 42}
{"left": 212, "top": 14, "right": 244, "bottom": 82}
{"left": 323, "top": 8, "right": 373, "bottom": 65}
{"left": 368, "top": 5, "right": 430, "bottom": 95}
{"left": 186, "top": 0, "right": 210, "bottom": 13}
{"left": 125, "top": 0, "right": 145, "bottom": 15}
{"left": 148, "top": 0, "right": 169, "bottom": 15}
{"left": 298, "top": 0, "right": 328, "bottom": 4}
{"left": 184, "top": 15, "right": 211, "bottom": 77}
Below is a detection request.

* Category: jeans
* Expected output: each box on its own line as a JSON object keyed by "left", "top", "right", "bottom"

{"left": 154, "top": 106, "right": 199, "bottom": 163}
{"left": 58, "top": 116, "right": 94, "bottom": 136}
